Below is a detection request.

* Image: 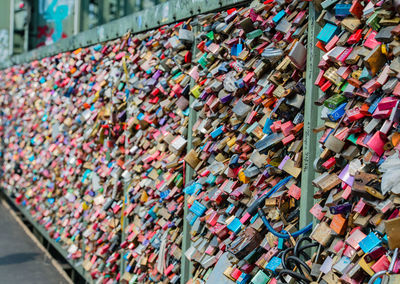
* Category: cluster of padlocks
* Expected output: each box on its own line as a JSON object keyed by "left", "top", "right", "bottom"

{"left": 0, "top": 0, "right": 400, "bottom": 284}
{"left": 183, "top": 1, "right": 309, "bottom": 283}
{"left": 310, "top": 1, "right": 400, "bottom": 283}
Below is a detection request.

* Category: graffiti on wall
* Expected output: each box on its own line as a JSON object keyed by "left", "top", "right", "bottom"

{"left": 37, "top": 0, "right": 73, "bottom": 46}
{"left": 36, "top": 25, "right": 67, "bottom": 47}
{"left": 0, "top": 29, "right": 9, "bottom": 61}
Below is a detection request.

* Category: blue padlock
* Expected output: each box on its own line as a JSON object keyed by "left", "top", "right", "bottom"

{"left": 148, "top": 206, "right": 158, "bottom": 220}
{"left": 368, "top": 97, "right": 381, "bottom": 114}
{"left": 226, "top": 204, "right": 235, "bottom": 214}
{"left": 328, "top": 102, "right": 347, "bottom": 121}
{"left": 159, "top": 189, "right": 170, "bottom": 200}
{"left": 190, "top": 201, "right": 207, "bottom": 216}
{"left": 235, "top": 78, "right": 245, "bottom": 89}
{"left": 359, "top": 67, "right": 372, "bottom": 82}
{"left": 359, "top": 232, "right": 381, "bottom": 253}
{"left": 265, "top": 256, "right": 282, "bottom": 272}
{"left": 237, "top": 273, "right": 251, "bottom": 284}
{"left": 262, "top": 118, "right": 274, "bottom": 134}
{"left": 227, "top": 217, "right": 242, "bottom": 234}
{"left": 317, "top": 23, "right": 340, "bottom": 44}
{"left": 231, "top": 43, "right": 243, "bottom": 56}
{"left": 205, "top": 174, "right": 216, "bottom": 185}
{"left": 273, "top": 10, "right": 286, "bottom": 23}
{"left": 210, "top": 125, "right": 224, "bottom": 138}
{"left": 218, "top": 62, "right": 229, "bottom": 73}
{"left": 335, "top": 4, "right": 352, "bottom": 17}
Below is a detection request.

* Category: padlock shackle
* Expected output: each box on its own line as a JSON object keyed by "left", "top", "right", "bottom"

{"left": 278, "top": 269, "right": 311, "bottom": 284}
{"left": 367, "top": 247, "right": 398, "bottom": 284}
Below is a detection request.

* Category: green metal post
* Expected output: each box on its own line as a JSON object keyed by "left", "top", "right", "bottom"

{"left": 181, "top": 24, "right": 199, "bottom": 284}
{"left": 138, "top": 0, "right": 144, "bottom": 12}
{"left": 120, "top": 101, "right": 130, "bottom": 276}
{"left": 23, "top": 2, "right": 29, "bottom": 52}
{"left": 299, "top": 2, "right": 321, "bottom": 229}
{"left": 117, "top": 0, "right": 122, "bottom": 18}
{"left": 28, "top": 0, "right": 37, "bottom": 50}
{"left": 99, "top": 0, "right": 112, "bottom": 25}
{"left": 79, "top": 0, "right": 90, "bottom": 32}
{"left": 124, "top": 0, "right": 137, "bottom": 15}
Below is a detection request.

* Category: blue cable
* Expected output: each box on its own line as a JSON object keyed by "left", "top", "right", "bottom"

{"left": 264, "top": 176, "right": 293, "bottom": 198}
{"left": 258, "top": 208, "right": 313, "bottom": 239}
{"left": 257, "top": 175, "right": 314, "bottom": 239}
{"left": 246, "top": 176, "right": 293, "bottom": 216}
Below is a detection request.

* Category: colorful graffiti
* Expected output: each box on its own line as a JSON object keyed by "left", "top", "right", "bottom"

{"left": 36, "top": 25, "right": 67, "bottom": 47}
{"left": 43, "top": 0, "right": 69, "bottom": 42}
{"left": 37, "top": 0, "right": 72, "bottom": 46}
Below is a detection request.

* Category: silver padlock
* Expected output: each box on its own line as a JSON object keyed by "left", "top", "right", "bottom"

{"left": 324, "top": 134, "right": 345, "bottom": 153}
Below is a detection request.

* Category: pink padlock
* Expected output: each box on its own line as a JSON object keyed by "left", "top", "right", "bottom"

{"left": 378, "top": 97, "right": 398, "bottom": 111}
{"left": 366, "top": 131, "right": 387, "bottom": 156}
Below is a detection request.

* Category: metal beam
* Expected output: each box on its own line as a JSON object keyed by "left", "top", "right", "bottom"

{"left": 0, "top": 0, "right": 250, "bottom": 69}
{"left": 74, "top": 0, "right": 80, "bottom": 35}
{"left": 299, "top": 2, "right": 321, "bottom": 229}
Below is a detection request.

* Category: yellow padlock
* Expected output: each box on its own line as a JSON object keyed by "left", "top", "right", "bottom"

{"left": 82, "top": 202, "right": 89, "bottom": 211}
{"left": 381, "top": 44, "right": 388, "bottom": 55}
{"left": 190, "top": 85, "right": 201, "bottom": 98}
{"left": 238, "top": 169, "right": 250, "bottom": 184}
